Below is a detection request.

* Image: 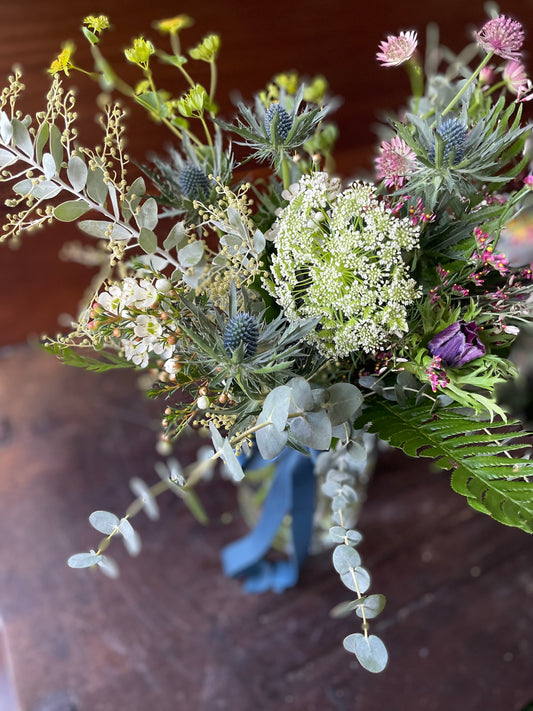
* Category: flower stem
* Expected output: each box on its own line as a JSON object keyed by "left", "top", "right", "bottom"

{"left": 433, "top": 51, "right": 494, "bottom": 126}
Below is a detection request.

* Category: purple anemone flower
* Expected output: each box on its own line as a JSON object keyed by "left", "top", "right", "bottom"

{"left": 428, "top": 321, "right": 486, "bottom": 368}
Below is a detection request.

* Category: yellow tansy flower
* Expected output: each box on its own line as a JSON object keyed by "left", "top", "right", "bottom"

{"left": 154, "top": 15, "right": 194, "bottom": 34}
{"left": 83, "top": 15, "right": 110, "bottom": 34}
{"left": 48, "top": 42, "right": 75, "bottom": 77}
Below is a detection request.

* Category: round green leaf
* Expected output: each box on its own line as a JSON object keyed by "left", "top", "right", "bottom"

{"left": 129, "top": 477, "right": 160, "bottom": 520}
{"left": 139, "top": 227, "right": 158, "bottom": 254}
{"left": 53, "top": 199, "right": 90, "bottom": 222}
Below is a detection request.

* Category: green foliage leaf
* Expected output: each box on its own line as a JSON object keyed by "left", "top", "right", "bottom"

{"left": 355, "top": 593, "right": 386, "bottom": 619}
{"left": 48, "top": 123, "right": 63, "bottom": 171}
{"left": 357, "top": 400, "right": 533, "bottom": 532}
{"left": 78, "top": 219, "right": 131, "bottom": 240}
{"left": 13, "top": 178, "right": 61, "bottom": 200}
{"left": 118, "top": 518, "right": 141, "bottom": 556}
{"left": 129, "top": 477, "right": 160, "bottom": 520}
{"left": 86, "top": 165, "right": 108, "bottom": 205}
{"left": 178, "top": 240, "right": 204, "bottom": 267}
{"left": 42, "top": 152, "right": 56, "bottom": 179}
{"left": 136, "top": 196, "right": 158, "bottom": 230}
{"left": 0, "top": 147, "right": 16, "bottom": 168}
{"left": 53, "top": 199, "right": 91, "bottom": 222}
{"left": 289, "top": 410, "right": 332, "bottom": 449}
{"left": 163, "top": 221, "right": 187, "bottom": 251}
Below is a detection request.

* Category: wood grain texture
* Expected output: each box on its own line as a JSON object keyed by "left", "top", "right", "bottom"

{"left": 0, "top": 3, "right": 533, "bottom": 710}
{"left": 0, "top": 347, "right": 532, "bottom": 711}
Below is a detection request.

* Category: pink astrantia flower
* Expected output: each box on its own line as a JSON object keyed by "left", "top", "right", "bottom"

{"left": 375, "top": 136, "right": 416, "bottom": 188}
{"left": 475, "top": 15, "right": 525, "bottom": 61}
{"left": 503, "top": 60, "right": 533, "bottom": 100}
{"left": 376, "top": 31, "right": 418, "bottom": 67}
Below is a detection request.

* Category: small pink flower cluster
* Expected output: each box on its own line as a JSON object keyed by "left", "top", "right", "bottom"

{"left": 425, "top": 355, "right": 450, "bottom": 392}
{"left": 472, "top": 227, "right": 510, "bottom": 275}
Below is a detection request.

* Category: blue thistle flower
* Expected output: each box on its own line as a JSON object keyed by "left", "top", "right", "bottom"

{"left": 179, "top": 163, "right": 211, "bottom": 199}
{"left": 223, "top": 313, "right": 259, "bottom": 357}
{"left": 430, "top": 118, "right": 469, "bottom": 165}
{"left": 264, "top": 103, "right": 292, "bottom": 141}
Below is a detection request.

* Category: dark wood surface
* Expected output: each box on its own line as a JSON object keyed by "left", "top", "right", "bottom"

{"left": 1, "top": 2, "right": 533, "bottom": 710}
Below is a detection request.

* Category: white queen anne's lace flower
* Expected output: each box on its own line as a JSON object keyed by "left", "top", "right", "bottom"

{"left": 265, "top": 173, "right": 421, "bottom": 357}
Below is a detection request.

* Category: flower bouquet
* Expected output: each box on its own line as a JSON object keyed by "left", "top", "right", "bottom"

{"left": 1, "top": 9, "right": 532, "bottom": 675}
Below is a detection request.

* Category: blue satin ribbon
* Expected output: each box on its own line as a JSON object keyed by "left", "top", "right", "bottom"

{"left": 220, "top": 447, "right": 316, "bottom": 593}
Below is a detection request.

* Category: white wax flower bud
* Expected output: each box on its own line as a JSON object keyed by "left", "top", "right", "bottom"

{"left": 197, "top": 395, "right": 210, "bottom": 410}
{"left": 155, "top": 278, "right": 172, "bottom": 293}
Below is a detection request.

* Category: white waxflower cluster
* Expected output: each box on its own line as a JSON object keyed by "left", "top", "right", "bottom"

{"left": 266, "top": 173, "right": 421, "bottom": 357}
{"left": 96, "top": 277, "right": 177, "bottom": 368}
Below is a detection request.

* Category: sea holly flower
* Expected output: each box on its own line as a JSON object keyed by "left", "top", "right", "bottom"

{"left": 428, "top": 321, "right": 486, "bottom": 368}
{"left": 223, "top": 313, "right": 259, "bottom": 357}
{"left": 264, "top": 103, "right": 293, "bottom": 142}
{"left": 376, "top": 31, "right": 418, "bottom": 67}
{"left": 430, "top": 118, "right": 469, "bottom": 166}
{"left": 475, "top": 15, "right": 525, "bottom": 61}
{"left": 375, "top": 136, "right": 416, "bottom": 188}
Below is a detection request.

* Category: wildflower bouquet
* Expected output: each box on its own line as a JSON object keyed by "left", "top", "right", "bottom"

{"left": 1, "top": 9, "right": 532, "bottom": 674}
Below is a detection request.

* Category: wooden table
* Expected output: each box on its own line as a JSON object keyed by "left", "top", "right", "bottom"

{"left": 0, "top": 1, "right": 533, "bottom": 709}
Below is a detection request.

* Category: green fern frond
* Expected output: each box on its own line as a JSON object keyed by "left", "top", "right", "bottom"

{"left": 357, "top": 400, "right": 533, "bottom": 533}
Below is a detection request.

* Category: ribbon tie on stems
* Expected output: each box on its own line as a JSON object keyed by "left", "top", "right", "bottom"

{"left": 221, "top": 447, "right": 317, "bottom": 593}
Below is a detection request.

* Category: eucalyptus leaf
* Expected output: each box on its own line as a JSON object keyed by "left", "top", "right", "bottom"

{"left": 332, "top": 544, "right": 361, "bottom": 574}
{"left": 129, "top": 477, "right": 160, "bottom": 520}
{"left": 89, "top": 510, "right": 120, "bottom": 535}
{"left": 354, "top": 634, "right": 388, "bottom": 673}
{"left": 67, "top": 155, "right": 88, "bottom": 192}
{"left": 325, "top": 383, "right": 364, "bottom": 426}
{"left": 53, "top": 199, "right": 90, "bottom": 222}
{"left": 355, "top": 593, "right": 386, "bottom": 619}
{"left": 329, "top": 599, "right": 362, "bottom": 618}
{"left": 95, "top": 554, "right": 120, "bottom": 579}
{"left": 67, "top": 551, "right": 102, "bottom": 568}
{"left": 258, "top": 386, "right": 292, "bottom": 433}
{"left": 290, "top": 410, "right": 332, "bottom": 449}
{"left": 287, "top": 377, "right": 314, "bottom": 412}
{"left": 118, "top": 518, "right": 141, "bottom": 556}
{"left": 328, "top": 526, "right": 347, "bottom": 543}
{"left": 340, "top": 565, "right": 371, "bottom": 594}
{"left": 255, "top": 423, "right": 289, "bottom": 460}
